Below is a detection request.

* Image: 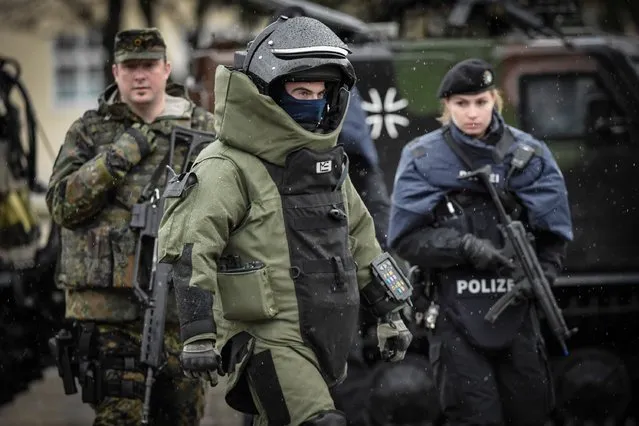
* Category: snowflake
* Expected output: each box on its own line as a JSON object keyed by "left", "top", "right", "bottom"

{"left": 361, "top": 87, "right": 410, "bottom": 139}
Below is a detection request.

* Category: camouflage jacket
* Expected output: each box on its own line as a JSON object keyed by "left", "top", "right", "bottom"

{"left": 46, "top": 82, "right": 215, "bottom": 322}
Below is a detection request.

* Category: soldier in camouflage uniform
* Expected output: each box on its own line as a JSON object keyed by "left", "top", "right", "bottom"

{"left": 46, "top": 28, "right": 215, "bottom": 426}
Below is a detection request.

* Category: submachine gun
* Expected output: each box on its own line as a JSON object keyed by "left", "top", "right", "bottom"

{"left": 130, "top": 126, "right": 216, "bottom": 425}
{"left": 460, "top": 164, "right": 577, "bottom": 356}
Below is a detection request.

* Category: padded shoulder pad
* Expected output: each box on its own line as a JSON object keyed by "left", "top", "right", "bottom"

{"left": 163, "top": 171, "right": 198, "bottom": 198}
{"left": 406, "top": 129, "right": 444, "bottom": 159}
{"left": 409, "top": 145, "right": 427, "bottom": 159}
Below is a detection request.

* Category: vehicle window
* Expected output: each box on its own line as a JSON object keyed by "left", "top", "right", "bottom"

{"left": 518, "top": 73, "right": 600, "bottom": 140}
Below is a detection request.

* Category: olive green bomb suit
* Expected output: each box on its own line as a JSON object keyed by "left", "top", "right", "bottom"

{"left": 158, "top": 65, "right": 388, "bottom": 424}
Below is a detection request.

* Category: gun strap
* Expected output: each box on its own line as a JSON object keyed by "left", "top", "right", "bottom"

{"left": 442, "top": 126, "right": 522, "bottom": 217}
{"left": 137, "top": 107, "right": 214, "bottom": 203}
{"left": 138, "top": 150, "right": 171, "bottom": 203}
{"left": 442, "top": 126, "right": 476, "bottom": 171}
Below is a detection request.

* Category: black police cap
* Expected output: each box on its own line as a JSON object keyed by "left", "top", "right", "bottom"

{"left": 437, "top": 58, "right": 495, "bottom": 98}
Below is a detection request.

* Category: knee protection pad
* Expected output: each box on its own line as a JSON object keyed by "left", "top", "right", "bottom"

{"left": 301, "top": 410, "right": 348, "bottom": 426}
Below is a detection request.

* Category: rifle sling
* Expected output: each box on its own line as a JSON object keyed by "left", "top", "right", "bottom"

{"left": 442, "top": 126, "right": 477, "bottom": 171}
{"left": 138, "top": 150, "right": 171, "bottom": 203}
{"left": 442, "top": 126, "right": 520, "bottom": 215}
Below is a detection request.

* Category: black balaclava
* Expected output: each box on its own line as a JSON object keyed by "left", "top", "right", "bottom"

{"left": 273, "top": 84, "right": 328, "bottom": 130}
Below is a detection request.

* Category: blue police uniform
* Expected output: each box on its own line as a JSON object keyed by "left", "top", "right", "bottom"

{"left": 339, "top": 86, "right": 380, "bottom": 166}
{"left": 389, "top": 113, "right": 573, "bottom": 249}
{"left": 388, "top": 59, "right": 573, "bottom": 426}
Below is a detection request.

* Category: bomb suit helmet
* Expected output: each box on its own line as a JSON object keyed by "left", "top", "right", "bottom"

{"left": 234, "top": 15, "right": 357, "bottom": 131}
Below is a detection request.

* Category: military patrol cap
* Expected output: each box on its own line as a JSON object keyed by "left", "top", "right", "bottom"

{"left": 113, "top": 28, "right": 167, "bottom": 63}
{"left": 437, "top": 58, "right": 495, "bottom": 98}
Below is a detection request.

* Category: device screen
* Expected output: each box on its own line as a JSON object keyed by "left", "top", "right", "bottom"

{"left": 378, "top": 259, "right": 411, "bottom": 300}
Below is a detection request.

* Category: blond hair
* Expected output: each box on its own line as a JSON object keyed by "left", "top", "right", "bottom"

{"left": 437, "top": 89, "right": 504, "bottom": 125}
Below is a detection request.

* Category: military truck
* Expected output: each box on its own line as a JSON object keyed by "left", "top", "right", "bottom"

{"left": 188, "top": 0, "right": 639, "bottom": 423}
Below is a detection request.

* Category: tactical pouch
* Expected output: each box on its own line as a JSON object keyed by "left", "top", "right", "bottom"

{"left": 48, "top": 323, "right": 103, "bottom": 403}
{"left": 217, "top": 264, "right": 278, "bottom": 321}
{"left": 71, "top": 323, "right": 145, "bottom": 404}
{"left": 79, "top": 358, "right": 145, "bottom": 405}
{"left": 85, "top": 226, "right": 114, "bottom": 286}
{"left": 49, "top": 328, "right": 79, "bottom": 395}
{"left": 57, "top": 224, "right": 137, "bottom": 289}
{"left": 80, "top": 359, "right": 104, "bottom": 404}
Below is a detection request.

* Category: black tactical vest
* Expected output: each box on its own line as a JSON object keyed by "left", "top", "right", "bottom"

{"left": 433, "top": 192, "right": 530, "bottom": 349}
{"left": 433, "top": 128, "right": 531, "bottom": 350}
{"left": 263, "top": 146, "right": 359, "bottom": 385}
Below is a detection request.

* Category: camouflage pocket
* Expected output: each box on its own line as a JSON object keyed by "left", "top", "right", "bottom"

{"left": 85, "top": 225, "right": 114, "bottom": 287}
{"left": 57, "top": 227, "right": 89, "bottom": 287}
{"left": 111, "top": 226, "right": 137, "bottom": 288}
{"left": 57, "top": 224, "right": 137, "bottom": 289}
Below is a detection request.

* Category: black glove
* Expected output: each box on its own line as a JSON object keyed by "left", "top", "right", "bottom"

{"left": 108, "top": 123, "right": 158, "bottom": 178}
{"left": 376, "top": 312, "right": 413, "bottom": 362}
{"left": 512, "top": 264, "right": 554, "bottom": 301}
{"left": 461, "top": 234, "right": 513, "bottom": 270}
{"left": 512, "top": 276, "right": 534, "bottom": 301}
{"left": 180, "top": 340, "right": 224, "bottom": 386}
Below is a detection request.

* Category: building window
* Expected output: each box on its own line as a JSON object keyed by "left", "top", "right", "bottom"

{"left": 52, "top": 31, "right": 105, "bottom": 107}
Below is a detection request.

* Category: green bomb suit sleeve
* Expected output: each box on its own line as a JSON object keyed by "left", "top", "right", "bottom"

{"left": 344, "top": 177, "right": 408, "bottom": 317}
{"left": 343, "top": 178, "right": 383, "bottom": 290}
{"left": 158, "top": 151, "right": 248, "bottom": 345}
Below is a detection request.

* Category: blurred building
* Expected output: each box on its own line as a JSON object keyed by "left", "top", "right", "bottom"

{"left": 0, "top": 0, "right": 239, "bottom": 188}
{"left": 1, "top": 0, "right": 636, "bottom": 207}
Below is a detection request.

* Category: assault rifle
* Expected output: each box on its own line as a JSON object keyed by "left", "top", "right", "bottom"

{"left": 130, "top": 126, "right": 216, "bottom": 425}
{"left": 460, "top": 164, "right": 577, "bottom": 356}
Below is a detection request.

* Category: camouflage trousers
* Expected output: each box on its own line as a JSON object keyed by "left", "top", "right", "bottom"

{"left": 90, "top": 322, "right": 205, "bottom": 426}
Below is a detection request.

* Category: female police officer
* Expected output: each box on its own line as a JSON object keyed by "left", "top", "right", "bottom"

{"left": 388, "top": 58, "right": 574, "bottom": 425}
